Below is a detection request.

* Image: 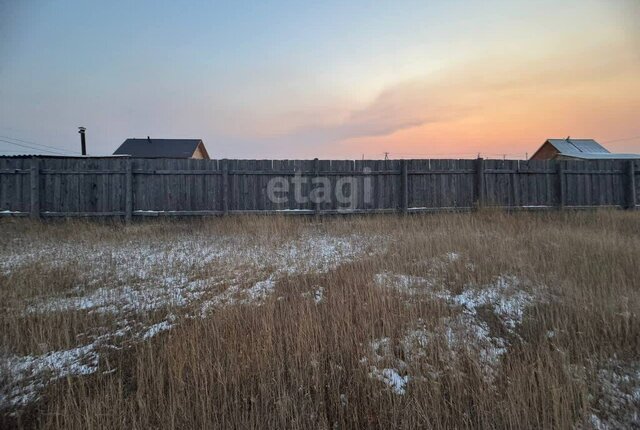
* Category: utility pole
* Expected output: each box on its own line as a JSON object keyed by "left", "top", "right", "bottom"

{"left": 78, "top": 127, "right": 87, "bottom": 155}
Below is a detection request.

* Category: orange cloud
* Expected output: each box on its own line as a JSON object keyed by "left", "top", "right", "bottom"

{"left": 208, "top": 35, "right": 640, "bottom": 159}
{"left": 311, "top": 45, "right": 640, "bottom": 158}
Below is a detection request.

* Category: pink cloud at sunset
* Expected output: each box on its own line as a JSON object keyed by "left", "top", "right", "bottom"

{"left": 0, "top": 0, "right": 638, "bottom": 158}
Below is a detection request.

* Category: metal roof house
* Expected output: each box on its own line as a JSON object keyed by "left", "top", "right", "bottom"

{"left": 113, "top": 137, "right": 210, "bottom": 159}
{"left": 530, "top": 138, "right": 639, "bottom": 160}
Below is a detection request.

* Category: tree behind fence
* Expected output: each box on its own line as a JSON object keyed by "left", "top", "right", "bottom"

{"left": 0, "top": 157, "right": 637, "bottom": 218}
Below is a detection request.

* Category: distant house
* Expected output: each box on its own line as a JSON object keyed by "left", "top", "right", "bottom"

{"left": 113, "top": 137, "right": 210, "bottom": 159}
{"left": 530, "top": 138, "right": 639, "bottom": 160}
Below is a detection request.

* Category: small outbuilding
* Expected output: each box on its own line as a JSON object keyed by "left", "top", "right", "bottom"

{"left": 530, "top": 138, "right": 639, "bottom": 160}
{"left": 113, "top": 137, "right": 210, "bottom": 159}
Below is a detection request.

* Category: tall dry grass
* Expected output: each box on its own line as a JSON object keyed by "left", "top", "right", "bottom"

{"left": 1, "top": 210, "right": 639, "bottom": 429}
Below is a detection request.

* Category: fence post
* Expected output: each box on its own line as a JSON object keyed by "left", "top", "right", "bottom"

{"left": 222, "top": 159, "right": 229, "bottom": 215}
{"left": 400, "top": 159, "right": 408, "bottom": 213}
{"left": 557, "top": 161, "right": 566, "bottom": 210}
{"left": 30, "top": 157, "right": 40, "bottom": 219}
{"left": 125, "top": 158, "right": 133, "bottom": 222}
{"left": 475, "top": 157, "right": 485, "bottom": 208}
{"left": 628, "top": 159, "right": 637, "bottom": 210}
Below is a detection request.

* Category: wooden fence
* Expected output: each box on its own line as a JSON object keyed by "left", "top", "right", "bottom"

{"left": 0, "top": 156, "right": 637, "bottom": 219}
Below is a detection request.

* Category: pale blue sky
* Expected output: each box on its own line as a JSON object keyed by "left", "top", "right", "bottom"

{"left": 1, "top": 0, "right": 638, "bottom": 158}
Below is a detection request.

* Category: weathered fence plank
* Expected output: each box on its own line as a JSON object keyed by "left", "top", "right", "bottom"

{"left": 557, "top": 162, "right": 566, "bottom": 209}
{"left": 475, "top": 158, "right": 485, "bottom": 208}
{"left": 400, "top": 159, "right": 408, "bottom": 212}
{"left": 0, "top": 156, "right": 636, "bottom": 217}
{"left": 30, "top": 158, "right": 40, "bottom": 219}
{"left": 628, "top": 159, "right": 637, "bottom": 209}
{"left": 125, "top": 159, "right": 133, "bottom": 222}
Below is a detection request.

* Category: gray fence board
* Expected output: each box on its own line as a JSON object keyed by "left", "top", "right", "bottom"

{"left": 0, "top": 156, "right": 637, "bottom": 217}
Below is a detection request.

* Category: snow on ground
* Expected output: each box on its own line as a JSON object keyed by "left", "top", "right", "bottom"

{"left": 1, "top": 231, "right": 385, "bottom": 411}
{"left": 301, "top": 286, "right": 325, "bottom": 304}
{"left": 1, "top": 343, "right": 100, "bottom": 409}
{"left": 373, "top": 273, "right": 436, "bottom": 295}
{"left": 438, "top": 275, "right": 537, "bottom": 332}
{"left": 577, "top": 360, "right": 640, "bottom": 429}
{"left": 25, "top": 278, "right": 211, "bottom": 315}
{"left": 369, "top": 368, "right": 410, "bottom": 395}
{"left": 244, "top": 277, "right": 276, "bottom": 302}
{"left": 141, "top": 320, "right": 175, "bottom": 340}
{"left": 440, "top": 314, "right": 508, "bottom": 381}
{"left": 375, "top": 265, "right": 539, "bottom": 334}
{"left": 363, "top": 313, "right": 510, "bottom": 394}
{"left": 367, "top": 254, "right": 541, "bottom": 392}
{"left": 20, "top": 232, "right": 381, "bottom": 319}
{"left": 312, "top": 287, "right": 324, "bottom": 304}
{"left": 0, "top": 313, "right": 180, "bottom": 410}
{"left": 3, "top": 233, "right": 634, "bottom": 425}
{"left": 1, "top": 233, "right": 379, "bottom": 280}
{"left": 361, "top": 337, "right": 410, "bottom": 395}
{"left": 2, "top": 244, "right": 545, "bottom": 409}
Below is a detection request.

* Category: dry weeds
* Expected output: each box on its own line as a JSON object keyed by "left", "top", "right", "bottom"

{"left": 0, "top": 210, "right": 639, "bottom": 429}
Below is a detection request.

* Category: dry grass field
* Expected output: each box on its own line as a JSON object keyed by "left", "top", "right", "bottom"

{"left": 1, "top": 211, "right": 639, "bottom": 429}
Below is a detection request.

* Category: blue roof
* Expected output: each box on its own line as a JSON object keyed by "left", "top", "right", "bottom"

{"left": 545, "top": 139, "right": 609, "bottom": 155}
{"left": 558, "top": 152, "right": 640, "bottom": 160}
{"left": 540, "top": 138, "right": 639, "bottom": 160}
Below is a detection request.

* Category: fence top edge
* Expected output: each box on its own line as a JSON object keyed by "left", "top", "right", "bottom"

{"left": 2, "top": 156, "right": 638, "bottom": 165}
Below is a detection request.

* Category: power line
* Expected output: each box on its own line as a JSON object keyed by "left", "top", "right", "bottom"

{"left": 381, "top": 151, "right": 529, "bottom": 160}
{"left": 0, "top": 134, "right": 82, "bottom": 155}
{"left": 388, "top": 152, "right": 488, "bottom": 157}
{"left": 602, "top": 135, "right": 640, "bottom": 144}
{"left": 0, "top": 138, "right": 72, "bottom": 155}
{"left": 0, "top": 134, "right": 45, "bottom": 146}
{"left": 0, "top": 150, "right": 45, "bottom": 154}
{"left": 386, "top": 152, "right": 477, "bottom": 157}
{"left": 0, "top": 138, "right": 68, "bottom": 155}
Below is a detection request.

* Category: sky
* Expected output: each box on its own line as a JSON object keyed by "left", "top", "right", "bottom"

{"left": 0, "top": 0, "right": 639, "bottom": 159}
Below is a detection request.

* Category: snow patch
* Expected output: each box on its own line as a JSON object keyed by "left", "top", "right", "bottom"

{"left": 313, "top": 287, "right": 324, "bottom": 304}
{"left": 374, "top": 272, "right": 435, "bottom": 295}
{"left": 1, "top": 231, "right": 390, "bottom": 411}
{"left": 445, "top": 275, "right": 535, "bottom": 330}
{"left": 141, "top": 320, "right": 175, "bottom": 340}
{"left": 369, "top": 367, "right": 409, "bottom": 395}
{"left": 302, "top": 287, "right": 325, "bottom": 304}
{"left": 25, "top": 278, "right": 213, "bottom": 315}
{"left": 244, "top": 278, "right": 276, "bottom": 302}
{"left": 363, "top": 273, "right": 539, "bottom": 390}
{"left": 1, "top": 343, "right": 100, "bottom": 409}
{"left": 589, "top": 361, "right": 640, "bottom": 428}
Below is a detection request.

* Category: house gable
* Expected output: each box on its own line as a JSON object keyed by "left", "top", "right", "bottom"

{"left": 530, "top": 141, "right": 559, "bottom": 160}
{"left": 192, "top": 142, "right": 210, "bottom": 159}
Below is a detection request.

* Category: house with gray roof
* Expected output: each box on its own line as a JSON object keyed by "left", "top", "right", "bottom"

{"left": 530, "top": 138, "right": 639, "bottom": 160}
{"left": 113, "top": 137, "right": 210, "bottom": 159}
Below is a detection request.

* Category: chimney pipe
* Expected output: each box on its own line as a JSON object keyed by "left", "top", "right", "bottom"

{"left": 78, "top": 127, "right": 87, "bottom": 155}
